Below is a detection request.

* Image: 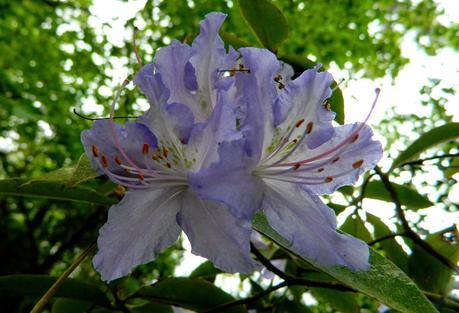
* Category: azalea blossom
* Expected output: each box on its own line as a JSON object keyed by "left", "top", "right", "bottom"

{"left": 189, "top": 48, "right": 383, "bottom": 271}
{"left": 81, "top": 13, "right": 259, "bottom": 282}
{"left": 81, "top": 12, "right": 382, "bottom": 282}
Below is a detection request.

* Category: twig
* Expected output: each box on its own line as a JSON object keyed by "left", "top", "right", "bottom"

{"left": 398, "top": 152, "right": 459, "bottom": 168}
{"left": 250, "top": 243, "right": 290, "bottom": 280}
{"left": 374, "top": 166, "right": 458, "bottom": 272}
{"left": 132, "top": 26, "right": 143, "bottom": 66}
{"left": 203, "top": 281, "right": 288, "bottom": 313}
{"left": 30, "top": 242, "right": 97, "bottom": 313}
{"left": 367, "top": 232, "right": 408, "bottom": 246}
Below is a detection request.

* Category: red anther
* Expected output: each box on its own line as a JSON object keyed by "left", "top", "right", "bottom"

{"left": 325, "top": 176, "right": 333, "bottom": 183}
{"left": 351, "top": 133, "right": 360, "bottom": 143}
{"left": 101, "top": 155, "right": 109, "bottom": 168}
{"left": 92, "top": 145, "right": 99, "bottom": 158}
{"left": 166, "top": 162, "right": 172, "bottom": 168}
{"left": 295, "top": 119, "right": 305, "bottom": 128}
{"left": 114, "top": 156, "right": 122, "bottom": 165}
{"left": 317, "top": 168, "right": 325, "bottom": 172}
{"left": 306, "top": 122, "right": 314, "bottom": 134}
{"left": 332, "top": 156, "right": 340, "bottom": 163}
{"left": 138, "top": 174, "right": 145, "bottom": 181}
{"left": 352, "top": 159, "right": 364, "bottom": 169}
{"left": 142, "top": 143, "right": 149, "bottom": 155}
{"left": 293, "top": 163, "right": 301, "bottom": 170}
{"left": 163, "top": 147, "right": 169, "bottom": 158}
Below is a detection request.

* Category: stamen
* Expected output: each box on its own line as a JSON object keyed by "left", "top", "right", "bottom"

{"left": 323, "top": 103, "right": 331, "bottom": 111}
{"left": 295, "top": 119, "right": 305, "bottom": 128}
{"left": 332, "top": 156, "right": 340, "bottom": 163}
{"left": 325, "top": 176, "right": 333, "bottom": 183}
{"left": 138, "top": 174, "right": 145, "bottom": 181}
{"left": 293, "top": 163, "right": 301, "bottom": 170}
{"left": 163, "top": 147, "right": 169, "bottom": 158}
{"left": 317, "top": 168, "right": 325, "bottom": 172}
{"left": 306, "top": 122, "right": 314, "bottom": 134}
{"left": 132, "top": 26, "right": 143, "bottom": 66}
{"left": 92, "top": 145, "right": 99, "bottom": 157}
{"left": 351, "top": 133, "right": 359, "bottom": 143}
{"left": 352, "top": 160, "right": 364, "bottom": 169}
{"left": 166, "top": 162, "right": 172, "bottom": 168}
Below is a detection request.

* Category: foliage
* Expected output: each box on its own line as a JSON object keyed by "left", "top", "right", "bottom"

{"left": 0, "top": 0, "right": 458, "bottom": 312}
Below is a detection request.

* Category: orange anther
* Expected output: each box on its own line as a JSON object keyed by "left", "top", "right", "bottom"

{"left": 317, "top": 168, "right": 325, "bottom": 172}
{"left": 142, "top": 143, "right": 149, "bottom": 155}
{"left": 293, "top": 163, "right": 301, "bottom": 170}
{"left": 306, "top": 122, "right": 314, "bottom": 134}
{"left": 332, "top": 156, "right": 340, "bottom": 163}
{"left": 166, "top": 162, "right": 172, "bottom": 168}
{"left": 295, "top": 119, "right": 305, "bottom": 128}
{"left": 114, "top": 156, "right": 122, "bottom": 165}
{"left": 325, "top": 176, "right": 333, "bottom": 183}
{"left": 138, "top": 174, "right": 145, "bottom": 181}
{"left": 351, "top": 133, "right": 359, "bottom": 143}
{"left": 163, "top": 147, "right": 169, "bottom": 158}
{"left": 101, "top": 155, "right": 109, "bottom": 168}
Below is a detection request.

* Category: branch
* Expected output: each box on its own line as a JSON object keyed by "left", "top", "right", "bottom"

{"left": 398, "top": 152, "right": 459, "bottom": 168}
{"left": 367, "top": 232, "right": 408, "bottom": 246}
{"left": 374, "top": 166, "right": 458, "bottom": 272}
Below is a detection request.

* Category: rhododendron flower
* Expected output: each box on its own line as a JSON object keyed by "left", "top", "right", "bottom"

{"left": 81, "top": 12, "right": 382, "bottom": 282}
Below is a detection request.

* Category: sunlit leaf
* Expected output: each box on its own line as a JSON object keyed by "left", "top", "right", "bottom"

{"left": 252, "top": 212, "right": 439, "bottom": 313}
{"left": 366, "top": 213, "right": 409, "bottom": 272}
{"left": 134, "top": 277, "right": 247, "bottom": 313}
{"left": 341, "top": 214, "right": 373, "bottom": 242}
{"left": 189, "top": 261, "right": 222, "bottom": 282}
{"left": 391, "top": 123, "right": 459, "bottom": 169}
{"left": 238, "top": 0, "right": 288, "bottom": 51}
{"left": 0, "top": 178, "right": 116, "bottom": 205}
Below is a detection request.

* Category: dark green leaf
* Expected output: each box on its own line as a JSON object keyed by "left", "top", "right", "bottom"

{"left": 253, "top": 212, "right": 438, "bottom": 313}
{"left": 366, "top": 213, "right": 409, "bottom": 272}
{"left": 391, "top": 123, "right": 459, "bottom": 169}
{"left": 130, "top": 302, "right": 173, "bottom": 313}
{"left": 274, "top": 299, "right": 313, "bottom": 313}
{"left": 52, "top": 299, "right": 93, "bottom": 313}
{"left": 310, "top": 288, "right": 359, "bottom": 313}
{"left": 0, "top": 178, "right": 116, "bottom": 205}
{"left": 135, "top": 277, "right": 247, "bottom": 313}
{"left": 0, "top": 275, "right": 109, "bottom": 305}
{"left": 238, "top": 0, "right": 288, "bottom": 51}
{"left": 327, "top": 202, "right": 347, "bottom": 215}
{"left": 189, "top": 261, "right": 222, "bottom": 281}
{"left": 341, "top": 214, "right": 373, "bottom": 242}
{"left": 409, "top": 227, "right": 459, "bottom": 294}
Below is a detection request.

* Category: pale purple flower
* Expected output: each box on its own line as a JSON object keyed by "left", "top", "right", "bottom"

{"left": 81, "top": 13, "right": 259, "bottom": 282}
{"left": 189, "top": 48, "right": 382, "bottom": 271}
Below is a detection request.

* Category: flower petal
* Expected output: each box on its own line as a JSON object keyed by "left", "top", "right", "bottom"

{"left": 262, "top": 181, "right": 370, "bottom": 271}
{"left": 164, "top": 102, "right": 195, "bottom": 144}
{"left": 177, "top": 191, "right": 260, "bottom": 273}
{"left": 81, "top": 120, "right": 157, "bottom": 175}
{"left": 273, "top": 66, "right": 335, "bottom": 149}
{"left": 189, "top": 138, "right": 264, "bottom": 219}
{"left": 300, "top": 123, "right": 382, "bottom": 195}
{"left": 93, "top": 188, "right": 183, "bottom": 282}
{"left": 190, "top": 12, "right": 238, "bottom": 116}
{"left": 134, "top": 63, "right": 170, "bottom": 107}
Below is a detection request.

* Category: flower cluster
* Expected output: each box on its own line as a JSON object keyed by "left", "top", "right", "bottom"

{"left": 81, "top": 12, "right": 382, "bottom": 282}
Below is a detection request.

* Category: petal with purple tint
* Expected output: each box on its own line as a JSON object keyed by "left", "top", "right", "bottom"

{"left": 298, "top": 123, "right": 382, "bottom": 195}
{"left": 134, "top": 63, "right": 170, "bottom": 108}
{"left": 262, "top": 180, "right": 370, "bottom": 271}
{"left": 177, "top": 191, "right": 260, "bottom": 273}
{"left": 189, "top": 138, "right": 264, "bottom": 220}
{"left": 190, "top": 12, "right": 238, "bottom": 116}
{"left": 186, "top": 90, "right": 240, "bottom": 170}
{"left": 81, "top": 120, "right": 157, "bottom": 175}
{"left": 93, "top": 187, "right": 182, "bottom": 282}
{"left": 164, "top": 103, "right": 195, "bottom": 144}
{"left": 273, "top": 67, "right": 336, "bottom": 150}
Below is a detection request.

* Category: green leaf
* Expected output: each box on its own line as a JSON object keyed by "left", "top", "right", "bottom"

{"left": 130, "top": 302, "right": 173, "bottom": 313}
{"left": 341, "top": 214, "right": 373, "bottom": 242}
{"left": 220, "top": 31, "right": 251, "bottom": 50}
{"left": 366, "top": 213, "right": 409, "bottom": 272}
{"left": 135, "top": 277, "right": 247, "bottom": 313}
{"left": 391, "top": 122, "right": 459, "bottom": 169}
{"left": 274, "top": 299, "right": 313, "bottom": 313}
{"left": 408, "top": 227, "right": 459, "bottom": 294}
{"left": 25, "top": 154, "right": 99, "bottom": 187}
{"left": 238, "top": 0, "right": 288, "bottom": 51}
{"left": 351, "top": 180, "right": 433, "bottom": 209}
{"left": 0, "top": 275, "right": 109, "bottom": 305}
{"left": 327, "top": 202, "right": 347, "bottom": 215}
{"left": 444, "top": 157, "right": 459, "bottom": 179}
{"left": 52, "top": 299, "right": 93, "bottom": 313}
{"left": 0, "top": 178, "right": 116, "bottom": 205}
{"left": 252, "top": 212, "right": 439, "bottom": 313}
{"left": 310, "top": 288, "right": 359, "bottom": 313}
{"left": 189, "top": 261, "right": 222, "bottom": 281}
